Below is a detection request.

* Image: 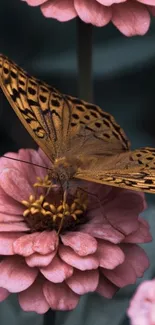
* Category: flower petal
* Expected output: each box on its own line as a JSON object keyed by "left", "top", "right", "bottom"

{"left": 149, "top": 6, "right": 155, "bottom": 15}
{"left": 13, "top": 233, "right": 39, "bottom": 256}
{"left": 81, "top": 223, "right": 124, "bottom": 243}
{"left": 18, "top": 278, "right": 50, "bottom": 314}
{"left": 43, "top": 281, "right": 79, "bottom": 310}
{"left": 41, "top": 0, "right": 77, "bottom": 21}
{"left": 123, "top": 218, "right": 152, "bottom": 243}
{"left": 96, "top": 240, "right": 125, "bottom": 269}
{"left": 0, "top": 187, "right": 24, "bottom": 215}
{"left": 120, "top": 244, "right": 149, "bottom": 277}
{"left": 0, "top": 222, "right": 29, "bottom": 232}
{"left": 25, "top": 251, "right": 56, "bottom": 267}
{"left": 0, "top": 168, "right": 33, "bottom": 202}
{"left": 74, "top": 0, "right": 112, "bottom": 26}
{"left": 23, "top": 0, "right": 47, "bottom": 7}
{"left": 103, "top": 190, "right": 144, "bottom": 236}
{"left": 101, "top": 262, "right": 137, "bottom": 288}
{"left": 59, "top": 245, "right": 99, "bottom": 271}
{"left": 97, "top": 0, "right": 125, "bottom": 5}
{"left": 0, "top": 287, "right": 10, "bottom": 301}
{"left": 33, "top": 231, "right": 58, "bottom": 255}
{"left": 96, "top": 274, "right": 118, "bottom": 298}
{"left": 66, "top": 269, "right": 99, "bottom": 294}
{"left": 61, "top": 231, "right": 97, "bottom": 256}
{"left": 40, "top": 255, "right": 73, "bottom": 283}
{"left": 0, "top": 256, "right": 38, "bottom": 292}
{"left": 138, "top": 0, "right": 155, "bottom": 4}
{"left": 127, "top": 279, "right": 155, "bottom": 325}
{"left": 0, "top": 233, "right": 23, "bottom": 255}
{"left": 112, "top": 1, "right": 150, "bottom": 37}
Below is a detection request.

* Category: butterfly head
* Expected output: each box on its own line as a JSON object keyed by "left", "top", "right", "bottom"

{"left": 50, "top": 157, "right": 79, "bottom": 185}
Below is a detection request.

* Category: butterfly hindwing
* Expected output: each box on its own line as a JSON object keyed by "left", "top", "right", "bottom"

{"left": 75, "top": 147, "right": 155, "bottom": 193}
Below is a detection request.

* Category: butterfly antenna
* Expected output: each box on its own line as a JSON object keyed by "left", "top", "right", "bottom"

{"left": 3, "top": 155, "right": 52, "bottom": 171}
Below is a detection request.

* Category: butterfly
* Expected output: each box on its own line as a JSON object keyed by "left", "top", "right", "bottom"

{"left": 0, "top": 53, "right": 155, "bottom": 195}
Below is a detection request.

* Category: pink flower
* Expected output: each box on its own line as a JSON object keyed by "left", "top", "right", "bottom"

{"left": 0, "top": 148, "right": 152, "bottom": 313}
{"left": 127, "top": 279, "right": 155, "bottom": 325}
{"left": 22, "top": 0, "right": 155, "bottom": 36}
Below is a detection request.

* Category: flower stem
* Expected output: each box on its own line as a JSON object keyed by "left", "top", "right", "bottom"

{"left": 77, "top": 18, "right": 93, "bottom": 102}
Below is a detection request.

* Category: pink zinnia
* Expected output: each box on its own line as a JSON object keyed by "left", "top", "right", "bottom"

{"left": 0, "top": 148, "right": 152, "bottom": 313}
{"left": 128, "top": 279, "right": 155, "bottom": 325}
{"left": 22, "top": 0, "right": 155, "bottom": 36}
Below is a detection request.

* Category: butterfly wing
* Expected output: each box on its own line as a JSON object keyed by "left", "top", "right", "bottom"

{"left": 75, "top": 147, "right": 155, "bottom": 193}
{"left": 0, "top": 54, "right": 130, "bottom": 164}
{"left": 0, "top": 54, "right": 74, "bottom": 162}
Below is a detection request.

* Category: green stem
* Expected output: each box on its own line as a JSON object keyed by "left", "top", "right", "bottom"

{"left": 77, "top": 18, "right": 93, "bottom": 102}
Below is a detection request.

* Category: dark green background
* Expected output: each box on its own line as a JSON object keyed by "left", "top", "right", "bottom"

{"left": 0, "top": 1, "right": 155, "bottom": 324}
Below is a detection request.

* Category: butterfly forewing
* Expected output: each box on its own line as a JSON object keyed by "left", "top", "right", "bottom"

{"left": 1, "top": 54, "right": 155, "bottom": 194}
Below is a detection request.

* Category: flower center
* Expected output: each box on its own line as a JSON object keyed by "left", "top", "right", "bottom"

{"left": 22, "top": 176, "right": 88, "bottom": 233}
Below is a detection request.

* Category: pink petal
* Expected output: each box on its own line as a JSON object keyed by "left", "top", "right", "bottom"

{"left": 97, "top": 0, "right": 125, "bottom": 5}
{"left": 96, "top": 274, "right": 118, "bottom": 298}
{"left": 66, "top": 269, "right": 99, "bottom": 294}
{"left": 0, "top": 222, "right": 29, "bottom": 232}
{"left": 103, "top": 190, "right": 144, "bottom": 236}
{"left": 127, "top": 280, "right": 155, "bottom": 325}
{"left": 33, "top": 231, "right": 58, "bottom": 255}
{"left": 0, "top": 256, "right": 38, "bottom": 292}
{"left": 138, "top": 0, "right": 155, "bottom": 4}
{"left": 61, "top": 232, "right": 97, "bottom": 256}
{"left": 40, "top": 255, "right": 73, "bottom": 283}
{"left": 149, "top": 6, "right": 155, "bottom": 15}
{"left": 0, "top": 168, "right": 33, "bottom": 202}
{"left": 123, "top": 218, "right": 152, "bottom": 243}
{"left": 0, "top": 187, "right": 24, "bottom": 215}
{"left": 120, "top": 244, "right": 149, "bottom": 277}
{"left": 13, "top": 233, "right": 39, "bottom": 256}
{"left": 96, "top": 240, "right": 125, "bottom": 269}
{"left": 81, "top": 223, "right": 125, "bottom": 243}
{"left": 101, "top": 262, "right": 137, "bottom": 288}
{"left": 43, "top": 281, "right": 79, "bottom": 310}
{"left": 25, "top": 251, "right": 56, "bottom": 267}
{"left": 41, "top": 0, "right": 77, "bottom": 21}
{"left": 0, "top": 287, "right": 10, "bottom": 301}
{"left": 18, "top": 278, "right": 50, "bottom": 314}
{"left": 0, "top": 233, "right": 23, "bottom": 255}
{"left": 74, "top": 0, "right": 112, "bottom": 26}
{"left": 112, "top": 1, "right": 150, "bottom": 37}
{"left": 0, "top": 213, "right": 24, "bottom": 223}
{"left": 23, "top": 0, "right": 47, "bottom": 7}
{"left": 59, "top": 245, "right": 99, "bottom": 271}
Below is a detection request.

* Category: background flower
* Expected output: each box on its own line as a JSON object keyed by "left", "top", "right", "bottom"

{"left": 127, "top": 279, "right": 155, "bottom": 325}
{"left": 22, "top": 0, "right": 155, "bottom": 36}
{"left": 0, "top": 148, "right": 152, "bottom": 313}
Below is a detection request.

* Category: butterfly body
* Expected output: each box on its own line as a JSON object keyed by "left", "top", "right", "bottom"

{"left": 1, "top": 53, "right": 155, "bottom": 194}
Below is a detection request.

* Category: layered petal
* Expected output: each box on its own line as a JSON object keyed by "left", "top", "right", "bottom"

{"left": 74, "top": 0, "right": 112, "bottom": 26}
{"left": 19, "top": 278, "right": 50, "bottom": 314}
{"left": 43, "top": 281, "right": 79, "bottom": 310}
{"left": 61, "top": 231, "right": 97, "bottom": 256}
{"left": 40, "top": 256, "right": 73, "bottom": 282}
{"left": 0, "top": 256, "right": 38, "bottom": 292}
{"left": 127, "top": 279, "right": 155, "bottom": 325}
{"left": 66, "top": 269, "right": 99, "bottom": 294}
{"left": 41, "top": 0, "right": 77, "bottom": 21}
{"left": 112, "top": 1, "right": 150, "bottom": 36}
{"left": 59, "top": 245, "right": 99, "bottom": 270}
